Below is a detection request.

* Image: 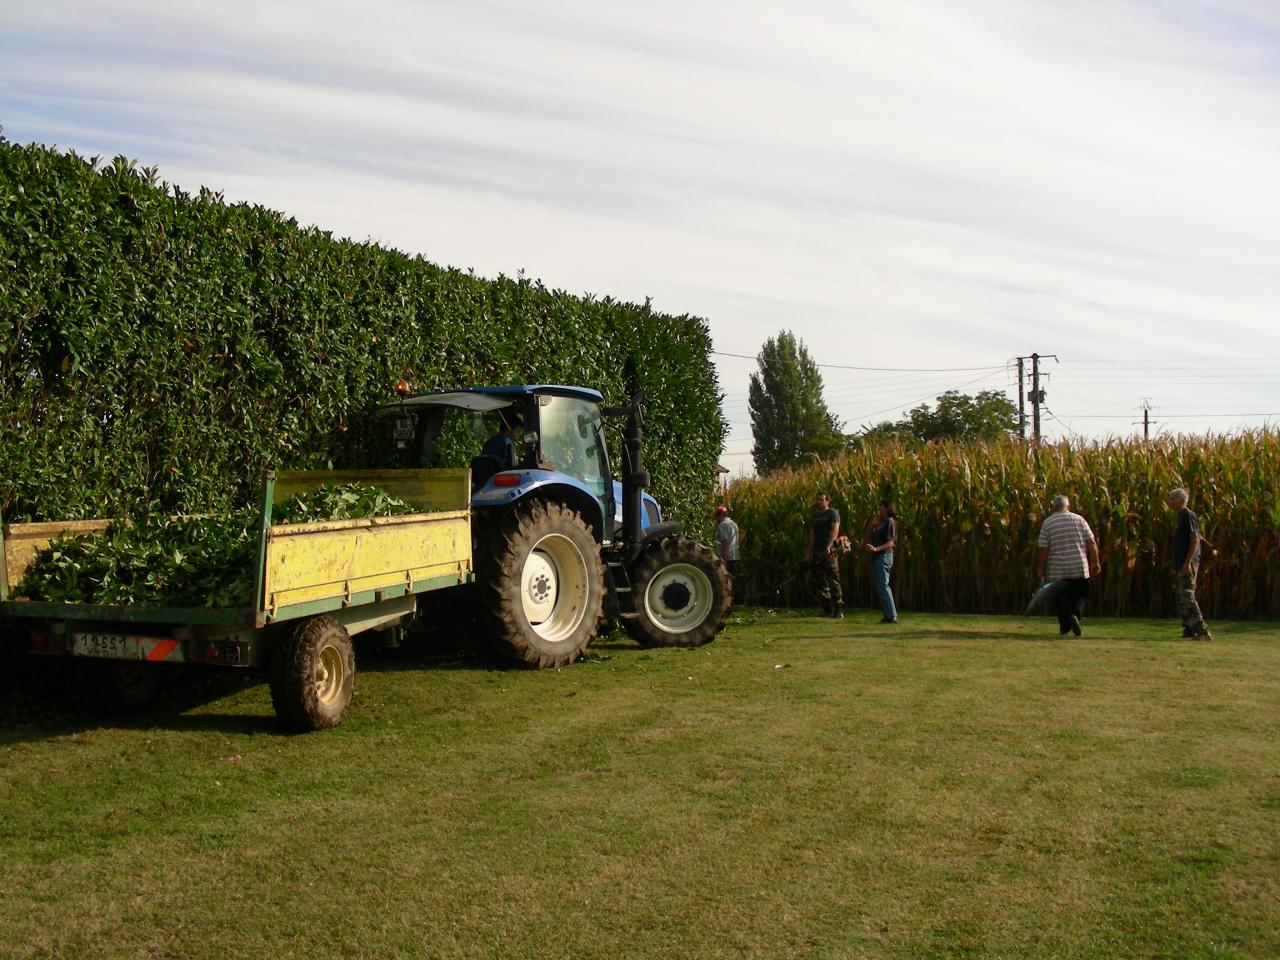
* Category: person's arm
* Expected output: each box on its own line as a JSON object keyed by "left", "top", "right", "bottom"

{"left": 824, "top": 518, "right": 840, "bottom": 556}
{"left": 1180, "top": 531, "right": 1199, "bottom": 575}
{"left": 1036, "top": 546, "right": 1048, "bottom": 580}
{"left": 865, "top": 524, "right": 896, "bottom": 553}
{"left": 878, "top": 519, "right": 897, "bottom": 553}
{"left": 1087, "top": 539, "right": 1100, "bottom": 575}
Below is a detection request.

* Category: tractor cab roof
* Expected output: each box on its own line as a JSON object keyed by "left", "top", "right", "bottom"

{"left": 378, "top": 385, "right": 603, "bottom": 415}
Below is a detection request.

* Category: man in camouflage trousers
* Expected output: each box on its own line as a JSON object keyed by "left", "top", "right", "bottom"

{"left": 1169, "top": 488, "right": 1212, "bottom": 640}
{"left": 806, "top": 492, "right": 843, "bottom": 619}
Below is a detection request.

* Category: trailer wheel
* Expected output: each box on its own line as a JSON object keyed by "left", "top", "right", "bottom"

{"left": 624, "top": 537, "right": 732, "bottom": 648}
{"left": 476, "top": 501, "right": 604, "bottom": 668}
{"left": 80, "top": 661, "right": 165, "bottom": 714}
{"left": 270, "top": 616, "right": 355, "bottom": 731}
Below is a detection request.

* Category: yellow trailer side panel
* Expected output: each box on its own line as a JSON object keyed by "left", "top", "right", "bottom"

{"left": 3, "top": 520, "right": 112, "bottom": 594}
{"left": 263, "top": 510, "right": 472, "bottom": 614}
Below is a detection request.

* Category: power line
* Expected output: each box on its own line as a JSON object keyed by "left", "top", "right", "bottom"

{"left": 712, "top": 350, "right": 1008, "bottom": 373}
{"left": 1047, "top": 412, "right": 1280, "bottom": 420}
{"left": 1041, "top": 406, "right": 1083, "bottom": 442}
{"left": 847, "top": 370, "right": 1007, "bottom": 422}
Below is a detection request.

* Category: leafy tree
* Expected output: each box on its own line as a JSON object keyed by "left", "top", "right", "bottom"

{"left": 900, "top": 390, "right": 1019, "bottom": 442}
{"left": 748, "top": 332, "right": 845, "bottom": 473}
{"left": 857, "top": 420, "right": 913, "bottom": 443}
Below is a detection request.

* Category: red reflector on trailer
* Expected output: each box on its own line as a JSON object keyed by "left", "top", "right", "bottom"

{"left": 493, "top": 473, "right": 523, "bottom": 487}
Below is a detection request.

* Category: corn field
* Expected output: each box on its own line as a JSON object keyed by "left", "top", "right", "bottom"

{"left": 726, "top": 432, "right": 1280, "bottom": 620}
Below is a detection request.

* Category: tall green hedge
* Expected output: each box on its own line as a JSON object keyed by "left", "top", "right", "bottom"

{"left": 0, "top": 138, "right": 725, "bottom": 526}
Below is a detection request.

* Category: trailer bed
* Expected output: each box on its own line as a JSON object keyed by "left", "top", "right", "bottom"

{"left": 1, "top": 469, "right": 474, "bottom": 665}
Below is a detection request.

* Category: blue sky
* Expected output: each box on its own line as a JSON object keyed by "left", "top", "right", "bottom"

{"left": 3, "top": 0, "right": 1278, "bottom": 472}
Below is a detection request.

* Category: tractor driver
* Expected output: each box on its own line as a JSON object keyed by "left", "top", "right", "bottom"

{"left": 481, "top": 409, "right": 522, "bottom": 469}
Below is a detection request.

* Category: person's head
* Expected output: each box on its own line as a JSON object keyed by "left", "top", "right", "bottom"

{"left": 814, "top": 492, "right": 830, "bottom": 510}
{"left": 1051, "top": 494, "right": 1070, "bottom": 513}
{"left": 877, "top": 498, "right": 896, "bottom": 519}
{"left": 497, "top": 410, "right": 522, "bottom": 435}
{"left": 714, "top": 505, "right": 729, "bottom": 520}
{"left": 1168, "top": 488, "right": 1189, "bottom": 512}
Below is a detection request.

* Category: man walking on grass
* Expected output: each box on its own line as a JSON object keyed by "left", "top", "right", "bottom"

{"left": 1169, "top": 488, "right": 1213, "bottom": 641}
{"left": 1035, "top": 494, "right": 1101, "bottom": 636}
{"left": 714, "top": 505, "right": 740, "bottom": 579}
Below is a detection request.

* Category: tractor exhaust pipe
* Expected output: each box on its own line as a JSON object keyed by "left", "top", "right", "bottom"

{"left": 603, "top": 395, "right": 648, "bottom": 562}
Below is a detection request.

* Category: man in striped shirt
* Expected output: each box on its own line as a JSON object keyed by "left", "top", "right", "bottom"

{"left": 1035, "top": 494, "right": 1101, "bottom": 636}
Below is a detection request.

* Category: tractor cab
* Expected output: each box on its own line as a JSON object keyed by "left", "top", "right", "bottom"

{"left": 374, "top": 385, "right": 657, "bottom": 543}
{"left": 373, "top": 383, "right": 731, "bottom": 666}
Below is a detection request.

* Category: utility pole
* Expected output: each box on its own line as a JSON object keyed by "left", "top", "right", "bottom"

{"left": 1141, "top": 398, "right": 1152, "bottom": 440}
{"left": 1016, "top": 357, "right": 1026, "bottom": 440}
{"left": 1031, "top": 353, "right": 1042, "bottom": 442}
{"left": 1015, "top": 353, "right": 1056, "bottom": 443}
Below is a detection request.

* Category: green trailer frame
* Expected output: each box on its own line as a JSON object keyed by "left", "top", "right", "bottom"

{"left": 0, "top": 469, "right": 474, "bottom": 671}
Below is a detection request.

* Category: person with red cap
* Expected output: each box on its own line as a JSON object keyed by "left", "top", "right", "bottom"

{"left": 714, "top": 505, "right": 740, "bottom": 579}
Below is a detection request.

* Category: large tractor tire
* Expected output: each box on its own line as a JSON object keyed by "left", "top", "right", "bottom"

{"left": 624, "top": 537, "right": 732, "bottom": 648}
{"left": 270, "top": 616, "right": 355, "bottom": 732}
{"left": 476, "top": 501, "right": 605, "bottom": 668}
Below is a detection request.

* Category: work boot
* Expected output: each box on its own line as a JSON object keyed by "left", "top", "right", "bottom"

{"left": 1069, "top": 615, "right": 1082, "bottom": 637}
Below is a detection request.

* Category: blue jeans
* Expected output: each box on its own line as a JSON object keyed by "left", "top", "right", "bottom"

{"left": 871, "top": 551, "right": 897, "bottom": 620}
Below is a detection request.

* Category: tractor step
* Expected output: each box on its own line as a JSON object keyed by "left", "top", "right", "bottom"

{"left": 605, "top": 559, "right": 639, "bottom": 619}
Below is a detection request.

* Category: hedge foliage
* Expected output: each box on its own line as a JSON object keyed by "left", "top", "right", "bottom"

{"left": 0, "top": 137, "right": 725, "bottom": 527}
{"left": 726, "top": 433, "right": 1280, "bottom": 620}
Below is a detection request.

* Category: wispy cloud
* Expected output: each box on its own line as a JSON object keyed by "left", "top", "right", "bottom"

{"left": 3, "top": 0, "right": 1279, "bottom": 467}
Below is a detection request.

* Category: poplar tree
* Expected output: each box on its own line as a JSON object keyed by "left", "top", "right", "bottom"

{"left": 748, "top": 331, "right": 845, "bottom": 474}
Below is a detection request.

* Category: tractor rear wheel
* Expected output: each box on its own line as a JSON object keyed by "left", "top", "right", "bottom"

{"left": 476, "top": 501, "right": 604, "bottom": 668}
{"left": 624, "top": 537, "right": 732, "bottom": 648}
{"left": 270, "top": 616, "right": 355, "bottom": 732}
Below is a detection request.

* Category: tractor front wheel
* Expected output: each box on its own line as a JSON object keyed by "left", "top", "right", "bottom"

{"left": 476, "top": 501, "right": 604, "bottom": 668}
{"left": 624, "top": 537, "right": 732, "bottom": 648}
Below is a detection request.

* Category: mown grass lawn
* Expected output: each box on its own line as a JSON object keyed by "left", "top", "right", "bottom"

{"left": 1, "top": 610, "right": 1278, "bottom": 960}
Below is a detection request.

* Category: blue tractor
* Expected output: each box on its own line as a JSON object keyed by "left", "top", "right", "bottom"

{"left": 376, "top": 385, "right": 732, "bottom": 667}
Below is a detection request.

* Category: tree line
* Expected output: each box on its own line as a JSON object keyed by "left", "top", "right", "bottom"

{"left": 748, "top": 332, "right": 1018, "bottom": 474}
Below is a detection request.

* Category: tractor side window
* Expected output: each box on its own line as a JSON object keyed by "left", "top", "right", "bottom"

{"left": 424, "top": 408, "right": 491, "bottom": 469}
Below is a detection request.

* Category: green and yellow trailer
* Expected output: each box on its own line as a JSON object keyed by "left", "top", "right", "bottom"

{"left": 0, "top": 469, "right": 473, "bottom": 730}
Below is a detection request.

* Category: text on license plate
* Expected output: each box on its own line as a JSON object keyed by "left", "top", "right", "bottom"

{"left": 71, "top": 633, "right": 179, "bottom": 662}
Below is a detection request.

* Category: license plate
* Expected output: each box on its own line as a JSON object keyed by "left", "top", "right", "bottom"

{"left": 71, "top": 632, "right": 178, "bottom": 661}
